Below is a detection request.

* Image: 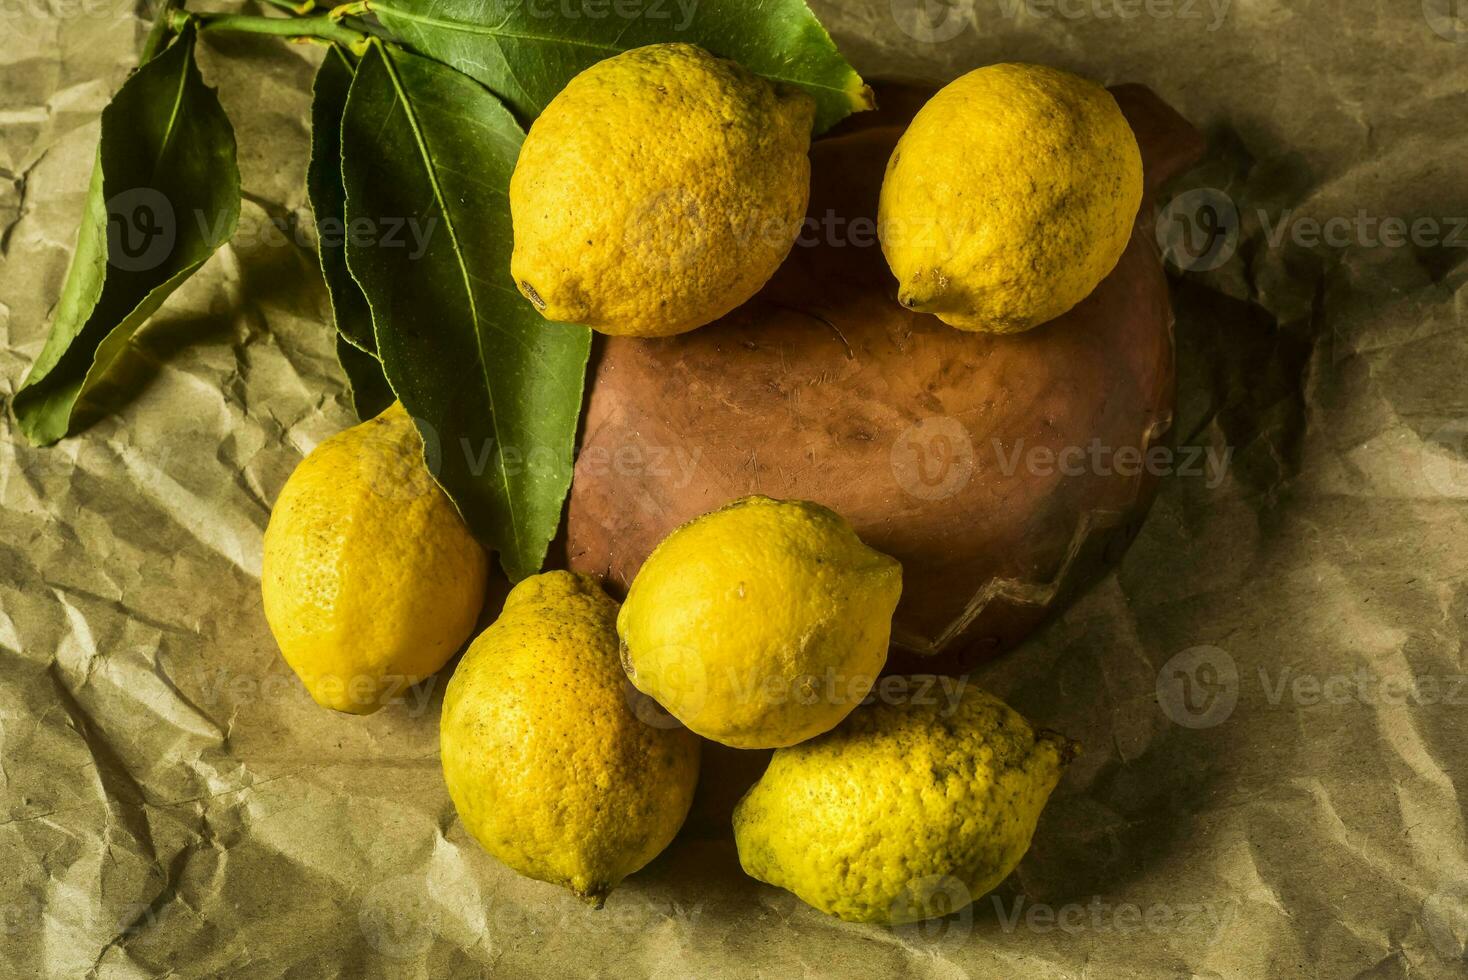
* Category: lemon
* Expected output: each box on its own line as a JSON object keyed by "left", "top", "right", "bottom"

{"left": 440, "top": 571, "right": 700, "bottom": 905}
{"left": 733, "top": 680, "right": 1077, "bottom": 923}
{"left": 878, "top": 62, "right": 1143, "bottom": 333}
{"left": 510, "top": 43, "right": 815, "bottom": 337}
{"left": 261, "top": 402, "right": 487, "bottom": 713}
{"left": 617, "top": 496, "right": 902, "bottom": 749}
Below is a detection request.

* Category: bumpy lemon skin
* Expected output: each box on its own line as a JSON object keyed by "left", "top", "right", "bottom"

{"left": 510, "top": 43, "right": 816, "bottom": 338}
{"left": 440, "top": 571, "right": 700, "bottom": 905}
{"left": 261, "top": 402, "right": 488, "bottom": 714}
{"left": 878, "top": 62, "right": 1144, "bottom": 334}
{"left": 617, "top": 496, "right": 903, "bottom": 750}
{"left": 733, "top": 682, "right": 1076, "bottom": 924}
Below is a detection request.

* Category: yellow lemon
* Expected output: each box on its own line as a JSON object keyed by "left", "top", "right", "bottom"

{"left": 617, "top": 496, "right": 902, "bottom": 749}
{"left": 261, "top": 402, "right": 486, "bottom": 713}
{"left": 879, "top": 63, "right": 1143, "bottom": 333}
{"left": 440, "top": 571, "right": 700, "bottom": 905}
{"left": 734, "top": 680, "right": 1077, "bottom": 923}
{"left": 510, "top": 43, "right": 815, "bottom": 337}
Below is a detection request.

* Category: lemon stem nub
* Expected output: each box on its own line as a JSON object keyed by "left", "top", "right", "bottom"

{"left": 1039, "top": 729, "right": 1081, "bottom": 766}
{"left": 576, "top": 887, "right": 610, "bottom": 909}
{"left": 899, "top": 278, "right": 939, "bottom": 311}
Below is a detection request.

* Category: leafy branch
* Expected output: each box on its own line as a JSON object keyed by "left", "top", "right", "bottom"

{"left": 12, "top": 0, "right": 872, "bottom": 580}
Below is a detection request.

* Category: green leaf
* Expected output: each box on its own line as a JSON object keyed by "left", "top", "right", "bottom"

{"left": 11, "top": 23, "right": 240, "bottom": 445}
{"left": 307, "top": 44, "right": 394, "bottom": 419}
{"left": 336, "top": 332, "right": 396, "bottom": 419}
{"left": 308, "top": 45, "right": 378, "bottom": 356}
{"left": 340, "top": 41, "right": 591, "bottom": 581}
{"left": 371, "top": 0, "right": 872, "bottom": 133}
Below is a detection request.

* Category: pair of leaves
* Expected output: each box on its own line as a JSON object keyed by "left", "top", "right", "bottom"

{"left": 307, "top": 41, "right": 590, "bottom": 582}
{"left": 306, "top": 46, "right": 396, "bottom": 420}
{"left": 12, "top": 23, "right": 239, "bottom": 445}
{"left": 371, "top": 0, "right": 874, "bottom": 132}
{"left": 18, "top": 0, "right": 870, "bottom": 583}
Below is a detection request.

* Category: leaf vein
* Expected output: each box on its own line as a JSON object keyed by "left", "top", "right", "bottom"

{"left": 375, "top": 45, "right": 525, "bottom": 555}
{"left": 376, "top": 5, "right": 624, "bottom": 54}
{"left": 375, "top": 5, "right": 863, "bottom": 99}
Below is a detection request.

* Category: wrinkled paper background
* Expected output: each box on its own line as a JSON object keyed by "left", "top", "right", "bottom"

{"left": 3, "top": 0, "right": 1468, "bottom": 976}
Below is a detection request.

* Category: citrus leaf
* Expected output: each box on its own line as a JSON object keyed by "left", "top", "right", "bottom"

{"left": 340, "top": 41, "right": 591, "bottom": 581}
{"left": 336, "top": 332, "right": 396, "bottom": 419}
{"left": 307, "top": 45, "right": 394, "bottom": 420}
{"left": 371, "top": 0, "right": 872, "bottom": 133}
{"left": 11, "top": 23, "right": 240, "bottom": 445}
{"left": 307, "top": 45, "right": 377, "bottom": 357}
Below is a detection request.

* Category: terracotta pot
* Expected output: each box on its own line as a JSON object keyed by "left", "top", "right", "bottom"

{"left": 563, "top": 83, "right": 1203, "bottom": 674}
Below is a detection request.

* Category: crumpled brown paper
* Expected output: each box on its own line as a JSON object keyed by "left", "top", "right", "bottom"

{"left": 3, "top": 1, "right": 1467, "bottom": 976}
